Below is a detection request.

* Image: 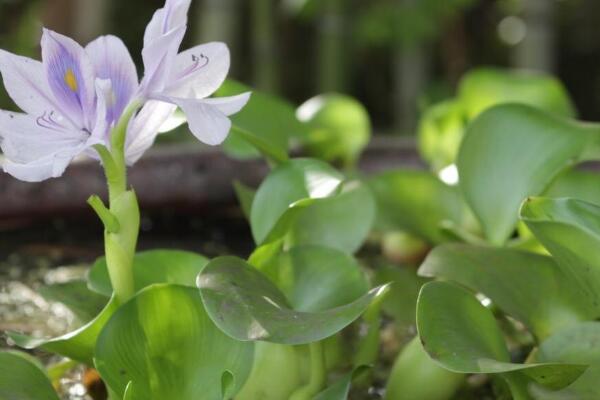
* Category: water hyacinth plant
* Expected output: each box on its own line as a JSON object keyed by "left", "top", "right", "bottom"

{"left": 6, "top": 1, "right": 600, "bottom": 399}
{"left": 0, "top": 1, "right": 388, "bottom": 399}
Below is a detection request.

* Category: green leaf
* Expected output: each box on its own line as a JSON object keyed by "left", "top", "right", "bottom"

{"left": 368, "top": 169, "right": 469, "bottom": 243}
{"left": 233, "top": 180, "right": 256, "bottom": 221}
{"left": 250, "top": 158, "right": 344, "bottom": 245}
{"left": 384, "top": 337, "right": 464, "bottom": 400}
{"left": 416, "top": 281, "right": 586, "bottom": 391}
{"left": 95, "top": 284, "right": 253, "bottom": 400}
{"left": 198, "top": 256, "right": 388, "bottom": 345}
{"left": 544, "top": 169, "right": 600, "bottom": 206}
{"left": 374, "top": 265, "right": 427, "bottom": 332}
{"left": 0, "top": 351, "right": 60, "bottom": 400}
{"left": 313, "top": 365, "right": 371, "bottom": 400}
{"left": 458, "top": 68, "right": 576, "bottom": 120}
{"left": 88, "top": 249, "right": 209, "bottom": 297}
{"left": 521, "top": 197, "right": 600, "bottom": 318}
{"left": 39, "top": 280, "right": 108, "bottom": 323}
{"left": 8, "top": 296, "right": 118, "bottom": 364}
{"left": 457, "top": 104, "right": 599, "bottom": 245}
{"left": 236, "top": 342, "right": 307, "bottom": 400}
{"left": 256, "top": 245, "right": 369, "bottom": 311}
{"left": 296, "top": 94, "right": 371, "bottom": 166}
{"left": 531, "top": 322, "right": 600, "bottom": 399}
{"left": 417, "top": 99, "right": 466, "bottom": 172}
{"left": 286, "top": 181, "right": 376, "bottom": 253}
{"left": 217, "top": 80, "right": 306, "bottom": 160}
{"left": 418, "top": 244, "right": 591, "bottom": 340}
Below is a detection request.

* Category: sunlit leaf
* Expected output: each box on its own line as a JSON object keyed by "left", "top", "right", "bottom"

{"left": 458, "top": 68, "right": 576, "bottom": 120}
{"left": 95, "top": 284, "right": 253, "bottom": 400}
{"left": 198, "top": 256, "right": 388, "bottom": 345}
{"left": 0, "top": 351, "right": 59, "bottom": 400}
{"left": 250, "top": 158, "right": 344, "bottom": 245}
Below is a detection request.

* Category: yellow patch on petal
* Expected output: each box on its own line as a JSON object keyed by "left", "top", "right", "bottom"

{"left": 64, "top": 69, "right": 78, "bottom": 92}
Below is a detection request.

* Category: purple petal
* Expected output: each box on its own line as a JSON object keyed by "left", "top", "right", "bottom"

{"left": 143, "top": 0, "right": 191, "bottom": 47}
{"left": 152, "top": 95, "right": 232, "bottom": 145}
{"left": 41, "top": 29, "right": 96, "bottom": 130}
{"left": 125, "top": 100, "right": 177, "bottom": 164}
{"left": 86, "top": 36, "right": 138, "bottom": 124}
{"left": 0, "top": 49, "right": 72, "bottom": 126}
{"left": 0, "top": 110, "right": 92, "bottom": 181}
{"left": 167, "top": 42, "right": 230, "bottom": 98}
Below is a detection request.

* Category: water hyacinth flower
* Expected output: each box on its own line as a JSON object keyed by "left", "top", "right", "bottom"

{"left": 0, "top": 0, "right": 249, "bottom": 182}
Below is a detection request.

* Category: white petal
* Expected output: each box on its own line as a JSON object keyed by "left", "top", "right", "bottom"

{"left": 0, "top": 49, "right": 62, "bottom": 118}
{"left": 0, "top": 110, "right": 92, "bottom": 181}
{"left": 202, "top": 92, "right": 251, "bottom": 116}
{"left": 168, "top": 42, "right": 230, "bottom": 98}
{"left": 140, "top": 26, "right": 186, "bottom": 95}
{"left": 143, "top": 0, "right": 191, "bottom": 47}
{"left": 154, "top": 95, "right": 232, "bottom": 145}
{"left": 85, "top": 36, "right": 139, "bottom": 123}
{"left": 125, "top": 100, "right": 177, "bottom": 164}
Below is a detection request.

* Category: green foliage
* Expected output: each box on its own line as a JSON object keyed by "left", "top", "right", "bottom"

{"left": 198, "top": 256, "right": 388, "bottom": 345}
{"left": 297, "top": 94, "right": 371, "bottom": 166}
{"left": 0, "top": 351, "right": 59, "bottom": 400}
{"left": 418, "top": 68, "right": 576, "bottom": 172}
{"left": 95, "top": 284, "right": 254, "bottom": 400}
{"left": 458, "top": 104, "right": 598, "bottom": 245}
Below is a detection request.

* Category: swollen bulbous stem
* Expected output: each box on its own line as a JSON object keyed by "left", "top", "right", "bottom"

{"left": 92, "top": 102, "right": 142, "bottom": 304}
{"left": 289, "top": 341, "right": 327, "bottom": 400}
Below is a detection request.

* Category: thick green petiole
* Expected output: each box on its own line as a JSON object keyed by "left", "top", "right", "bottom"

{"left": 90, "top": 102, "right": 142, "bottom": 304}
{"left": 289, "top": 341, "right": 327, "bottom": 400}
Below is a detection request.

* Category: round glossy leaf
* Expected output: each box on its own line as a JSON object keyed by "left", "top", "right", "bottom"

{"left": 198, "top": 256, "right": 388, "bottom": 345}
{"left": 9, "top": 296, "right": 118, "bottom": 365}
{"left": 250, "top": 158, "right": 344, "bottom": 245}
{"left": 256, "top": 245, "right": 369, "bottom": 311}
{"left": 418, "top": 243, "right": 591, "bottom": 339}
{"left": 368, "top": 169, "right": 469, "bottom": 243}
{"left": 416, "top": 281, "right": 586, "bottom": 390}
{"left": 0, "top": 351, "right": 59, "bottom": 400}
{"left": 521, "top": 197, "right": 600, "bottom": 318}
{"left": 457, "top": 104, "right": 599, "bottom": 245}
{"left": 95, "top": 284, "right": 253, "bottom": 400}
{"left": 286, "top": 181, "right": 376, "bottom": 254}
{"left": 88, "top": 249, "right": 208, "bottom": 297}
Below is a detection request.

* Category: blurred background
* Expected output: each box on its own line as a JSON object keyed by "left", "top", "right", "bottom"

{"left": 1, "top": 0, "right": 600, "bottom": 136}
